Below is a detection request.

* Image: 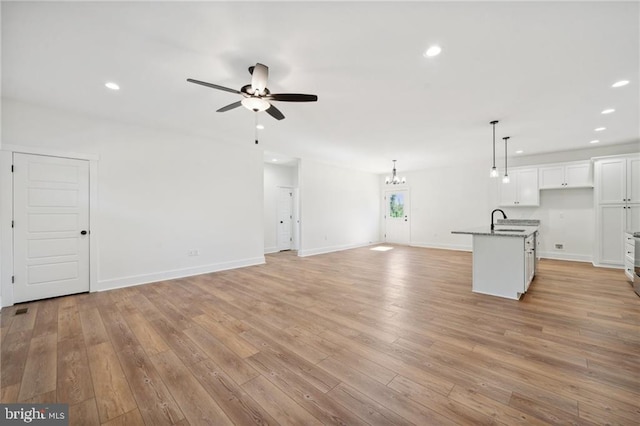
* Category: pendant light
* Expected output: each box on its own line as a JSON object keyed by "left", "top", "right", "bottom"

{"left": 502, "top": 136, "right": 510, "bottom": 183}
{"left": 385, "top": 160, "right": 406, "bottom": 185}
{"left": 489, "top": 120, "right": 499, "bottom": 177}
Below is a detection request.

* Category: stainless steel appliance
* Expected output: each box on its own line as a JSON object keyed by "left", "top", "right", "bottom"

{"left": 634, "top": 233, "right": 640, "bottom": 297}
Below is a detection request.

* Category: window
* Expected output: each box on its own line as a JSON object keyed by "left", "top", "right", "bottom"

{"left": 389, "top": 193, "right": 404, "bottom": 218}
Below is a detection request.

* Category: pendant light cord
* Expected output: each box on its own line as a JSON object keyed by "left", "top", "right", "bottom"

{"left": 490, "top": 120, "right": 498, "bottom": 169}
{"left": 254, "top": 112, "right": 259, "bottom": 144}
{"left": 503, "top": 136, "right": 510, "bottom": 175}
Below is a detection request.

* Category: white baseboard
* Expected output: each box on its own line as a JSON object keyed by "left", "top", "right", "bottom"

{"left": 538, "top": 251, "right": 592, "bottom": 263}
{"left": 264, "top": 246, "right": 279, "bottom": 254}
{"left": 592, "top": 261, "right": 624, "bottom": 269}
{"left": 96, "top": 256, "right": 265, "bottom": 292}
{"left": 410, "top": 242, "right": 472, "bottom": 252}
{"left": 298, "top": 241, "right": 379, "bottom": 257}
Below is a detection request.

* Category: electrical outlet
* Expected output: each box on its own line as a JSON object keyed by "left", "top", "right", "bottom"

{"left": 188, "top": 249, "right": 199, "bottom": 256}
{"left": 554, "top": 243, "right": 564, "bottom": 250}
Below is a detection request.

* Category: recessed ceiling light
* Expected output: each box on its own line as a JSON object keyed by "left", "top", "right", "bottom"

{"left": 612, "top": 80, "right": 629, "bottom": 88}
{"left": 594, "top": 127, "right": 606, "bottom": 132}
{"left": 272, "top": 158, "right": 278, "bottom": 162}
{"left": 601, "top": 108, "right": 615, "bottom": 114}
{"left": 424, "top": 45, "right": 442, "bottom": 57}
{"left": 590, "top": 140, "right": 600, "bottom": 144}
{"left": 515, "top": 150, "right": 524, "bottom": 154}
{"left": 105, "top": 82, "right": 120, "bottom": 90}
{"left": 256, "top": 124, "right": 264, "bottom": 130}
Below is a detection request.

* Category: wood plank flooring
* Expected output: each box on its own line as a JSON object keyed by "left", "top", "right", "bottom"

{"left": 2, "top": 245, "right": 639, "bottom": 425}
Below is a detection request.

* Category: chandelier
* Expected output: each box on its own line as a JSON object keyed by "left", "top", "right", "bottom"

{"left": 385, "top": 160, "right": 406, "bottom": 185}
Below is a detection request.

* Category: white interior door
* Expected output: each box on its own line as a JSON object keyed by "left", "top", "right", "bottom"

{"left": 384, "top": 190, "right": 410, "bottom": 244}
{"left": 13, "top": 153, "right": 90, "bottom": 303}
{"left": 277, "top": 187, "right": 293, "bottom": 251}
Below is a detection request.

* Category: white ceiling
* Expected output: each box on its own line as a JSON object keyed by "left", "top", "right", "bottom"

{"left": 2, "top": 1, "right": 638, "bottom": 173}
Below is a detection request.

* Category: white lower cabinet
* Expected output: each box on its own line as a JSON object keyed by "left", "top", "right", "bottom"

{"left": 598, "top": 205, "right": 626, "bottom": 266}
{"left": 525, "top": 234, "right": 535, "bottom": 290}
{"left": 472, "top": 232, "right": 537, "bottom": 300}
{"left": 624, "top": 233, "right": 635, "bottom": 282}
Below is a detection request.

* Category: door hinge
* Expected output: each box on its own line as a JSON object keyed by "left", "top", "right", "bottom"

{"left": 290, "top": 237, "right": 292, "bottom": 242}
{"left": 11, "top": 220, "right": 14, "bottom": 228}
{"left": 11, "top": 165, "right": 14, "bottom": 172}
{"left": 12, "top": 276, "right": 15, "bottom": 284}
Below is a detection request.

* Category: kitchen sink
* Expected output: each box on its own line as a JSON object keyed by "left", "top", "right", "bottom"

{"left": 494, "top": 229, "right": 525, "bottom": 232}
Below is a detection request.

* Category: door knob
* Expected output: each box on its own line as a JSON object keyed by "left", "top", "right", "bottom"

{"left": 279, "top": 221, "right": 283, "bottom": 224}
{"left": 80, "top": 230, "right": 88, "bottom": 235}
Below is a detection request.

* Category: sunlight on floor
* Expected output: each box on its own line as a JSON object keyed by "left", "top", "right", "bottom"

{"left": 370, "top": 246, "right": 394, "bottom": 252}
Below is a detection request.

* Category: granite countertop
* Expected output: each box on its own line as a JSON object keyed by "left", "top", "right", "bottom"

{"left": 451, "top": 225, "right": 539, "bottom": 238}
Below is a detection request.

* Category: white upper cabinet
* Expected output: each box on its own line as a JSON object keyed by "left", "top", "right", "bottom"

{"left": 538, "top": 161, "right": 592, "bottom": 189}
{"left": 596, "top": 157, "right": 629, "bottom": 204}
{"left": 628, "top": 157, "right": 640, "bottom": 204}
{"left": 499, "top": 168, "right": 539, "bottom": 206}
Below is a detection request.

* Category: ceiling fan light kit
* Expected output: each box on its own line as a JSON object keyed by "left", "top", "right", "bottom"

{"left": 241, "top": 97, "right": 270, "bottom": 112}
{"left": 187, "top": 62, "right": 318, "bottom": 122}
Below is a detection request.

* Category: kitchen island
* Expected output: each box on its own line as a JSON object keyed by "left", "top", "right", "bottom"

{"left": 452, "top": 223, "right": 538, "bottom": 300}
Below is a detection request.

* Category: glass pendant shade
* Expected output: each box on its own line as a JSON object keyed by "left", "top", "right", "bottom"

{"left": 502, "top": 174, "right": 510, "bottom": 183}
{"left": 241, "top": 97, "right": 270, "bottom": 111}
{"left": 490, "top": 167, "right": 499, "bottom": 178}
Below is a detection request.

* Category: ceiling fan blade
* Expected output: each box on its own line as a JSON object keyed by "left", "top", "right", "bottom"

{"left": 265, "top": 104, "right": 285, "bottom": 120}
{"left": 250, "top": 63, "right": 269, "bottom": 95}
{"left": 216, "top": 101, "right": 242, "bottom": 112}
{"left": 266, "top": 93, "right": 318, "bottom": 102}
{"left": 187, "top": 78, "right": 240, "bottom": 94}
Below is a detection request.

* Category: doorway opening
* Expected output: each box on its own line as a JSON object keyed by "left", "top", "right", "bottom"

{"left": 263, "top": 153, "right": 300, "bottom": 256}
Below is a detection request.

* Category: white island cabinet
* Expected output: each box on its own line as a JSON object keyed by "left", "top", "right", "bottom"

{"left": 452, "top": 226, "right": 538, "bottom": 300}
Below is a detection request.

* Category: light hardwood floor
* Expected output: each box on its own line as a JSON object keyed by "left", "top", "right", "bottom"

{"left": 1, "top": 245, "right": 639, "bottom": 425}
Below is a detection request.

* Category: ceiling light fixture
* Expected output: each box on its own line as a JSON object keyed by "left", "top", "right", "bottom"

{"left": 105, "top": 82, "right": 120, "bottom": 90}
{"left": 595, "top": 127, "right": 606, "bottom": 132}
{"left": 502, "top": 137, "right": 510, "bottom": 184}
{"left": 385, "top": 160, "right": 406, "bottom": 185}
{"left": 489, "top": 120, "right": 500, "bottom": 178}
{"left": 601, "top": 108, "right": 615, "bottom": 114}
{"left": 516, "top": 150, "right": 524, "bottom": 154}
{"left": 272, "top": 158, "right": 278, "bottom": 162}
{"left": 424, "top": 45, "right": 442, "bottom": 57}
{"left": 590, "top": 140, "right": 600, "bottom": 144}
{"left": 612, "top": 80, "right": 629, "bottom": 88}
{"left": 241, "top": 97, "right": 270, "bottom": 112}
{"left": 256, "top": 124, "right": 265, "bottom": 130}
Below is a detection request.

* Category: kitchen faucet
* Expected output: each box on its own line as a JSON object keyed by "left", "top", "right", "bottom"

{"left": 491, "top": 209, "right": 507, "bottom": 231}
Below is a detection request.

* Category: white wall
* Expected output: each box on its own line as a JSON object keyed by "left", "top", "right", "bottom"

{"left": 263, "top": 162, "right": 297, "bottom": 253}
{"left": 405, "top": 163, "right": 496, "bottom": 251}
{"left": 500, "top": 188, "right": 594, "bottom": 262}
{"left": 1, "top": 99, "right": 265, "bottom": 305}
{"left": 299, "top": 160, "right": 380, "bottom": 256}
